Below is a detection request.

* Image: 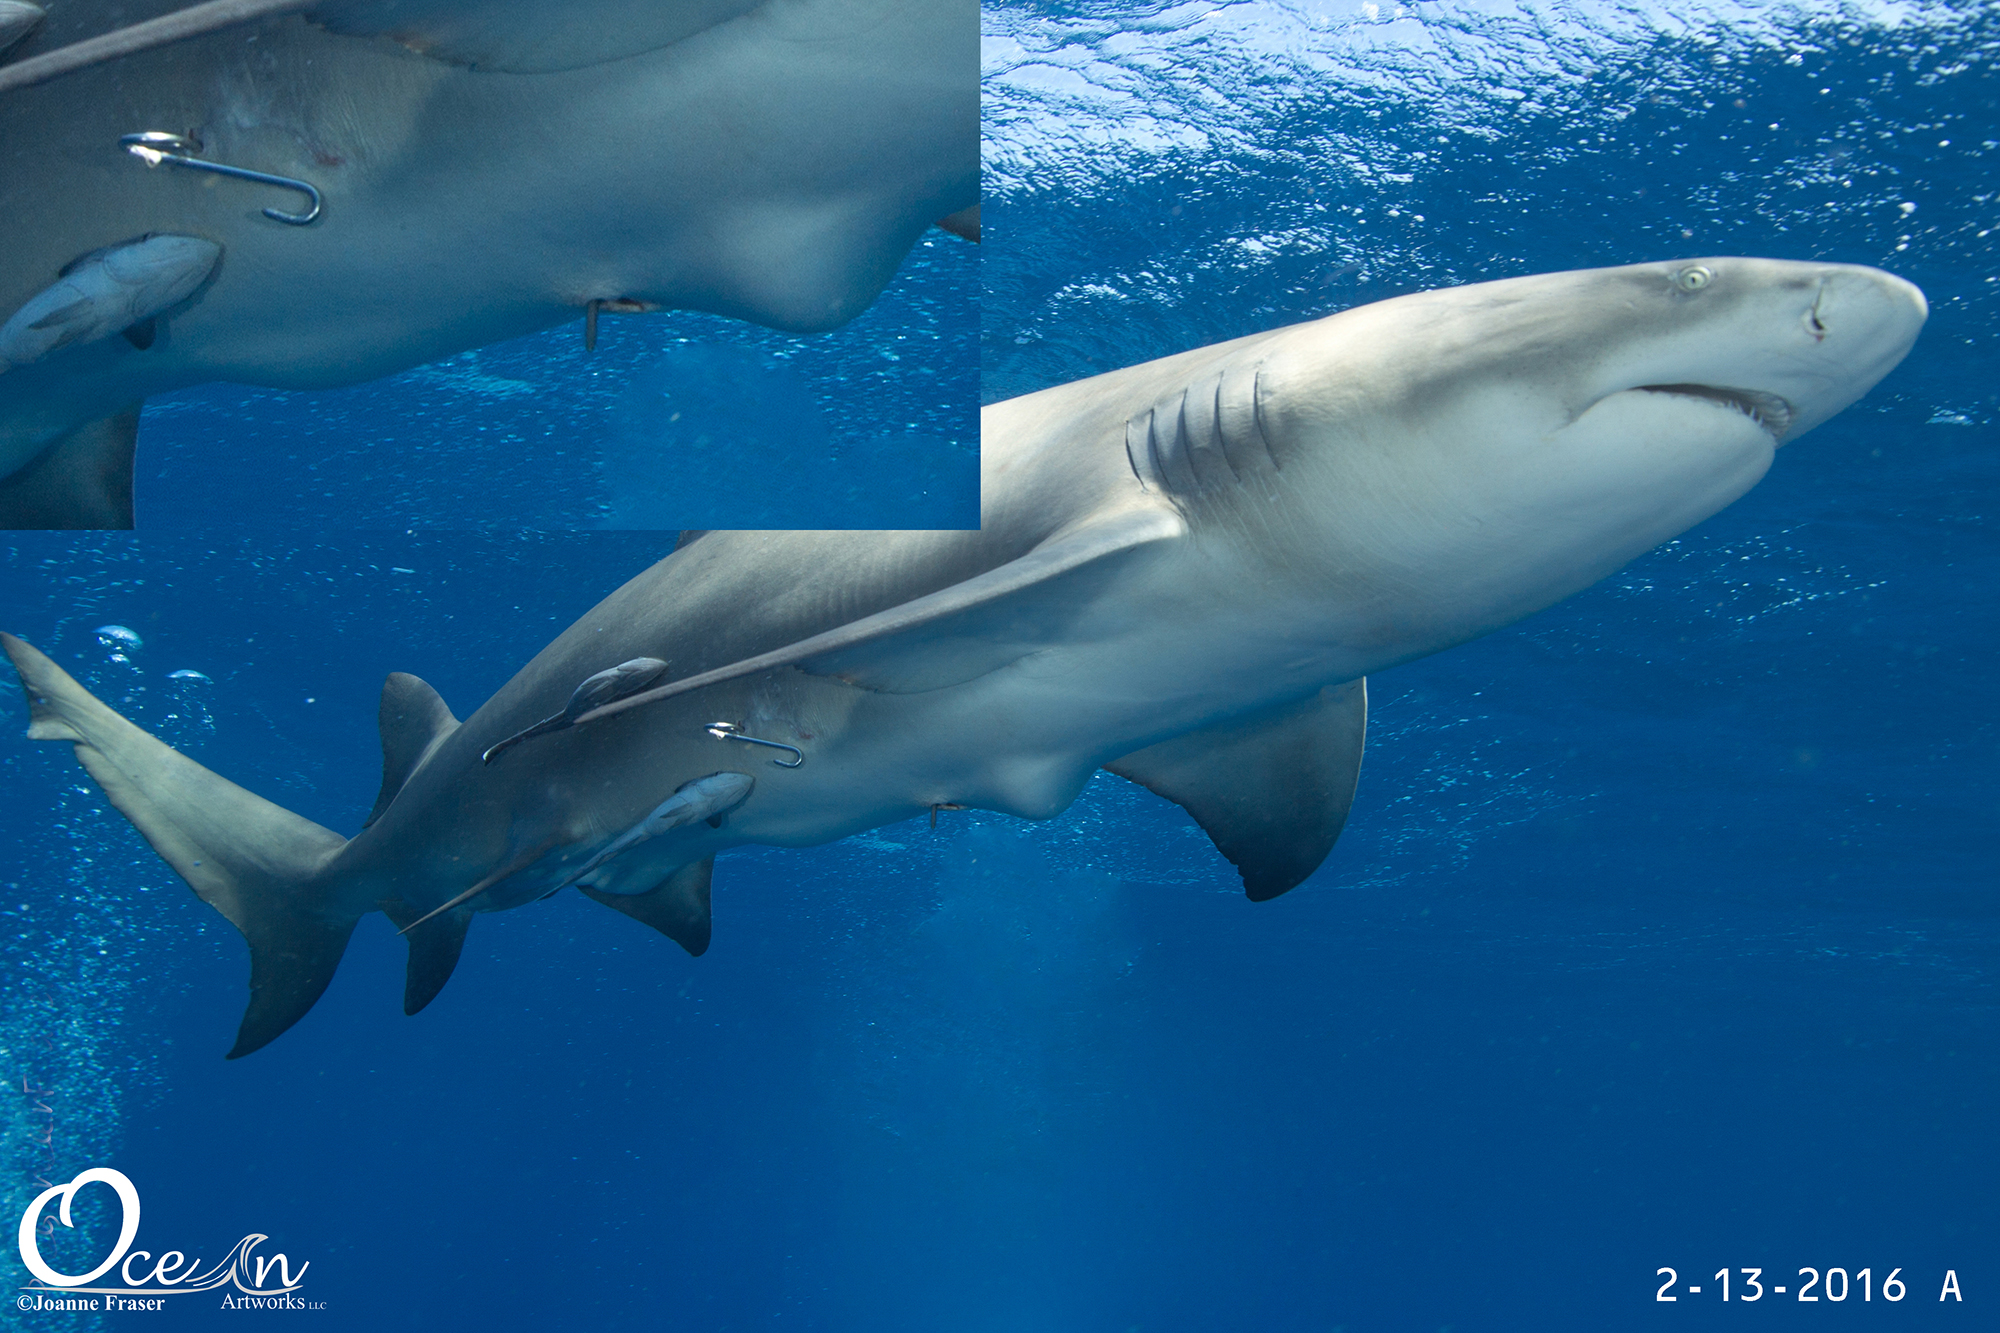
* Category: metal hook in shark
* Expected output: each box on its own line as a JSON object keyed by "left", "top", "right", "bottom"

{"left": 703, "top": 722, "right": 804, "bottom": 768}
{"left": 120, "top": 132, "right": 323, "bottom": 225}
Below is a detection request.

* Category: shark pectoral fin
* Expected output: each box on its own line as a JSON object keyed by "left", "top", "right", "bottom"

{"left": 580, "top": 858, "right": 714, "bottom": 957}
{"left": 364, "top": 672, "right": 461, "bottom": 828}
{"left": 1106, "top": 678, "right": 1367, "bottom": 902}
{"left": 377, "top": 897, "right": 473, "bottom": 1015}
{"left": 0, "top": 633, "right": 357, "bottom": 1057}
{"left": 574, "top": 504, "right": 1188, "bottom": 724}
{"left": 0, "top": 409, "right": 139, "bottom": 530}
{"left": 936, "top": 205, "right": 980, "bottom": 243}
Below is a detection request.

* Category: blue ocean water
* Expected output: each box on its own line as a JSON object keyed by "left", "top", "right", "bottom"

{"left": 1, "top": 2, "right": 1996, "bottom": 1331}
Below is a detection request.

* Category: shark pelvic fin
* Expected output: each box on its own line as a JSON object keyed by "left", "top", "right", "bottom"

{"left": 378, "top": 897, "right": 472, "bottom": 1015}
{"left": 1106, "top": 678, "right": 1367, "bottom": 901}
{"left": 364, "top": 672, "right": 460, "bottom": 828}
{"left": 581, "top": 858, "right": 714, "bottom": 957}
{"left": 0, "top": 409, "right": 139, "bottom": 530}
{"left": 0, "top": 632, "right": 357, "bottom": 1057}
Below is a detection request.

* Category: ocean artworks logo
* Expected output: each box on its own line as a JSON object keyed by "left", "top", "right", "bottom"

{"left": 14, "top": 1167, "right": 324, "bottom": 1312}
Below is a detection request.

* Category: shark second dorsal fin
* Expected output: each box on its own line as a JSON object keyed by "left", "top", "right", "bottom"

{"left": 365, "top": 672, "right": 459, "bottom": 828}
{"left": 1106, "top": 679, "right": 1367, "bottom": 901}
{"left": 581, "top": 858, "right": 714, "bottom": 956}
{"left": 377, "top": 897, "right": 473, "bottom": 1015}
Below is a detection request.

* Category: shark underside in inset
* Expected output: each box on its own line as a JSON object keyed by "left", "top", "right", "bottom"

{"left": 3, "top": 257, "right": 1925, "bottom": 1055}
{"left": 0, "top": 0, "right": 977, "bottom": 527}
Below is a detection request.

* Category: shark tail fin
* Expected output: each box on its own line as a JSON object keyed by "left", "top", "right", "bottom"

{"left": 1, "top": 632, "right": 357, "bottom": 1058}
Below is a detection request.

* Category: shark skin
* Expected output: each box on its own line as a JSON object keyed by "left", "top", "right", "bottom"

{"left": 0, "top": 0, "right": 976, "bottom": 526}
{"left": 1, "top": 257, "right": 1925, "bottom": 1054}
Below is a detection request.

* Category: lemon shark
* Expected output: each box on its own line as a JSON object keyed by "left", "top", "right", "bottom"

{"left": 0, "top": 0, "right": 976, "bottom": 528}
{"left": 2, "top": 257, "right": 1925, "bottom": 1055}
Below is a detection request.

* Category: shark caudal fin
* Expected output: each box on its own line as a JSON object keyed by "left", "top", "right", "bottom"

{"left": 1, "top": 633, "right": 358, "bottom": 1058}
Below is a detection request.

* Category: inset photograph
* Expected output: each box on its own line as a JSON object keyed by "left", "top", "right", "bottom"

{"left": 0, "top": 0, "right": 977, "bottom": 530}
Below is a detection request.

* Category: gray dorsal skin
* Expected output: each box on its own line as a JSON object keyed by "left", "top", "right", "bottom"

{"left": 0, "top": 0, "right": 975, "bottom": 527}
{"left": 0, "top": 258, "right": 1928, "bottom": 1055}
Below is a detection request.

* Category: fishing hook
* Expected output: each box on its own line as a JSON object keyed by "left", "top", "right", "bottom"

{"left": 120, "top": 131, "right": 323, "bottom": 225}
{"left": 704, "top": 722, "right": 804, "bottom": 768}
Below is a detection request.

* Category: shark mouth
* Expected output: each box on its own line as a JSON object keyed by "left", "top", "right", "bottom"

{"left": 1637, "top": 383, "right": 1795, "bottom": 442}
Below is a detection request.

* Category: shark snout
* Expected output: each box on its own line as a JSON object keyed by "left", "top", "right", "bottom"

{"left": 1775, "top": 264, "right": 1927, "bottom": 438}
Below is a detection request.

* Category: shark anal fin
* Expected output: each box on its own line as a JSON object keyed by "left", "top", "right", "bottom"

{"left": 0, "top": 633, "right": 357, "bottom": 1057}
{"left": 365, "top": 672, "right": 460, "bottom": 828}
{"left": 581, "top": 858, "right": 713, "bottom": 957}
{"left": 0, "top": 409, "right": 139, "bottom": 530}
{"left": 1106, "top": 679, "right": 1367, "bottom": 901}
{"left": 378, "top": 897, "right": 472, "bottom": 1015}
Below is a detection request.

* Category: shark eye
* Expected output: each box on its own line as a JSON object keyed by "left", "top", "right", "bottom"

{"left": 1674, "top": 265, "right": 1714, "bottom": 292}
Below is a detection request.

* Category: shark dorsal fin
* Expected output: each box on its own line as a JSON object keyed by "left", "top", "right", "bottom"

{"left": 1106, "top": 679, "right": 1366, "bottom": 901}
{"left": 365, "top": 672, "right": 459, "bottom": 829}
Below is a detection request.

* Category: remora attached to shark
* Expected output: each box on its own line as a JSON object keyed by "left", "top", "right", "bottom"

{"left": 0, "top": 0, "right": 976, "bottom": 528}
{"left": 3, "top": 257, "right": 1925, "bottom": 1056}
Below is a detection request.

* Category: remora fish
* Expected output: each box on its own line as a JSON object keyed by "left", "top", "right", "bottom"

{"left": 0, "top": 0, "right": 976, "bottom": 528}
{"left": 2, "top": 257, "right": 1925, "bottom": 1056}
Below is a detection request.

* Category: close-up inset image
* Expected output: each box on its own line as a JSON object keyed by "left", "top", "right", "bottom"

{"left": 0, "top": 0, "right": 977, "bottom": 530}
